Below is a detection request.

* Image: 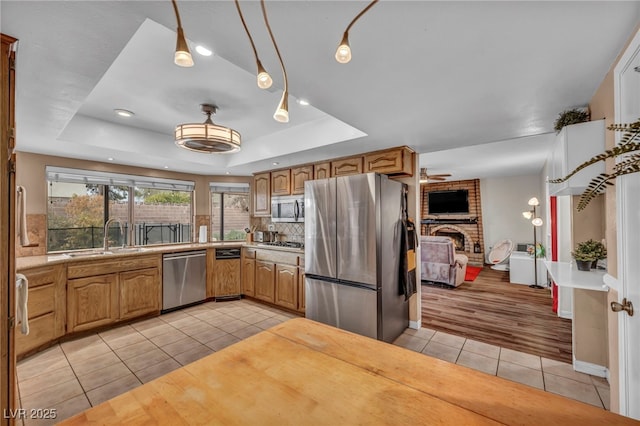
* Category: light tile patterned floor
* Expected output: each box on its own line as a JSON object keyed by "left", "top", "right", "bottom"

{"left": 16, "top": 299, "right": 610, "bottom": 425}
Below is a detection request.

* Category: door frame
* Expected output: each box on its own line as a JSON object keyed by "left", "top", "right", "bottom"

{"left": 613, "top": 27, "right": 640, "bottom": 419}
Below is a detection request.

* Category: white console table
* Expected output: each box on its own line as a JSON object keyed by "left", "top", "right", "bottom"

{"left": 544, "top": 261, "right": 608, "bottom": 377}
{"left": 509, "top": 252, "right": 547, "bottom": 286}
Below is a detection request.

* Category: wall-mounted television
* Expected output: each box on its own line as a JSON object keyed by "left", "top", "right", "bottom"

{"left": 427, "top": 190, "right": 469, "bottom": 214}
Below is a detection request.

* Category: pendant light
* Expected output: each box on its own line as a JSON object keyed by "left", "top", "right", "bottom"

{"left": 235, "top": 0, "right": 273, "bottom": 89}
{"left": 261, "top": 0, "right": 289, "bottom": 122}
{"left": 171, "top": 0, "right": 193, "bottom": 67}
{"left": 175, "top": 104, "right": 241, "bottom": 153}
{"left": 335, "top": 0, "right": 379, "bottom": 64}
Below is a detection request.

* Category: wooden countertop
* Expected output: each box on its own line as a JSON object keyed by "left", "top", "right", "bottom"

{"left": 60, "top": 318, "right": 637, "bottom": 425}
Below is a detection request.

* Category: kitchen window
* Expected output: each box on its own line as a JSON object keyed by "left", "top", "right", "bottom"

{"left": 210, "top": 182, "right": 250, "bottom": 241}
{"left": 46, "top": 167, "right": 194, "bottom": 252}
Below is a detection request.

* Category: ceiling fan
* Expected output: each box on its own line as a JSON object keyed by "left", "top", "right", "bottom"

{"left": 419, "top": 168, "right": 451, "bottom": 184}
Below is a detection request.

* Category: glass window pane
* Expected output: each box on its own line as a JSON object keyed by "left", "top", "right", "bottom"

{"left": 223, "top": 193, "right": 249, "bottom": 241}
{"left": 107, "top": 185, "right": 130, "bottom": 247}
{"left": 47, "top": 182, "right": 105, "bottom": 251}
{"left": 133, "top": 188, "right": 193, "bottom": 245}
{"left": 211, "top": 193, "right": 222, "bottom": 241}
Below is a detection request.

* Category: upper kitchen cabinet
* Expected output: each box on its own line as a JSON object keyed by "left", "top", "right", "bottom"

{"left": 253, "top": 172, "right": 271, "bottom": 216}
{"left": 314, "top": 162, "right": 331, "bottom": 180}
{"left": 291, "top": 165, "right": 313, "bottom": 195}
{"left": 364, "top": 147, "right": 414, "bottom": 177}
{"left": 549, "top": 120, "right": 605, "bottom": 196}
{"left": 331, "top": 157, "right": 363, "bottom": 177}
{"left": 271, "top": 169, "right": 291, "bottom": 196}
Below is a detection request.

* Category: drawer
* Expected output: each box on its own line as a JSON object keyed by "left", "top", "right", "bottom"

{"left": 255, "top": 250, "right": 299, "bottom": 265}
{"left": 16, "top": 312, "right": 56, "bottom": 355}
{"left": 68, "top": 254, "right": 160, "bottom": 279}
{"left": 243, "top": 248, "right": 256, "bottom": 259}
{"left": 28, "top": 283, "right": 55, "bottom": 318}
{"left": 19, "top": 265, "right": 58, "bottom": 287}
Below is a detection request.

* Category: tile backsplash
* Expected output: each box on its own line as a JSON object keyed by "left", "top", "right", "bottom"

{"left": 251, "top": 217, "right": 304, "bottom": 243}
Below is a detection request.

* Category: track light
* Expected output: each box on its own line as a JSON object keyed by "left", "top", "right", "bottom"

{"left": 171, "top": 0, "right": 193, "bottom": 67}
{"left": 335, "top": 0, "right": 379, "bottom": 64}
{"left": 262, "top": 0, "right": 289, "bottom": 122}
{"left": 235, "top": 0, "right": 273, "bottom": 89}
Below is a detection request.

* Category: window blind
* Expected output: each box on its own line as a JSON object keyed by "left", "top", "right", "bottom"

{"left": 209, "top": 182, "right": 249, "bottom": 193}
{"left": 46, "top": 166, "right": 195, "bottom": 191}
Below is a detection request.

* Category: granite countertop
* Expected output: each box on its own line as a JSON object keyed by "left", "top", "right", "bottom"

{"left": 17, "top": 241, "right": 304, "bottom": 270}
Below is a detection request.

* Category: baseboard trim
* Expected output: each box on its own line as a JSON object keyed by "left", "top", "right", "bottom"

{"left": 573, "top": 357, "right": 608, "bottom": 378}
{"left": 409, "top": 320, "right": 421, "bottom": 330}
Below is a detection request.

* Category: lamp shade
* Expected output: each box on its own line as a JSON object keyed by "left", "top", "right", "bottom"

{"left": 257, "top": 61, "right": 273, "bottom": 89}
{"left": 175, "top": 105, "right": 241, "bottom": 153}
{"left": 522, "top": 211, "right": 533, "bottom": 219}
{"left": 528, "top": 197, "right": 540, "bottom": 206}
{"left": 273, "top": 91, "right": 289, "bottom": 123}
{"left": 532, "top": 217, "right": 543, "bottom": 227}
{"left": 335, "top": 32, "right": 352, "bottom": 64}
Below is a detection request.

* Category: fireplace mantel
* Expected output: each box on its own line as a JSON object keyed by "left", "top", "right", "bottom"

{"left": 421, "top": 217, "right": 478, "bottom": 225}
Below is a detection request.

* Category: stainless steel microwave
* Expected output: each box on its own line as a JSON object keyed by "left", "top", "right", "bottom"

{"left": 271, "top": 195, "right": 304, "bottom": 223}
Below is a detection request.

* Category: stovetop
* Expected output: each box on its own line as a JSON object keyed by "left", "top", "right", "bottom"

{"left": 261, "top": 241, "right": 304, "bottom": 249}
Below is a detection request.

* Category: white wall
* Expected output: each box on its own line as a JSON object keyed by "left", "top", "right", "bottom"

{"left": 480, "top": 175, "right": 546, "bottom": 257}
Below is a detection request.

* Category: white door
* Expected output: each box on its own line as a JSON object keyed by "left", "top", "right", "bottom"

{"left": 614, "top": 28, "right": 640, "bottom": 420}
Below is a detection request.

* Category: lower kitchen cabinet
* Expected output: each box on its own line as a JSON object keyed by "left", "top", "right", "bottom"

{"left": 275, "top": 264, "right": 298, "bottom": 310}
{"left": 255, "top": 261, "right": 275, "bottom": 303}
{"left": 67, "top": 274, "right": 119, "bottom": 333}
{"left": 119, "top": 268, "right": 160, "bottom": 320}
{"left": 242, "top": 257, "right": 255, "bottom": 297}
{"left": 15, "top": 264, "right": 66, "bottom": 356}
{"left": 214, "top": 258, "right": 241, "bottom": 299}
{"left": 298, "top": 268, "right": 305, "bottom": 313}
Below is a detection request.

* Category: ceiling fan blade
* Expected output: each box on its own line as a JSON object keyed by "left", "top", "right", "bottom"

{"left": 427, "top": 173, "right": 452, "bottom": 178}
{"left": 427, "top": 176, "right": 447, "bottom": 181}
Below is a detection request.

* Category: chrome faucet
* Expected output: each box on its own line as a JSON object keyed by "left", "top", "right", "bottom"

{"left": 104, "top": 218, "right": 124, "bottom": 251}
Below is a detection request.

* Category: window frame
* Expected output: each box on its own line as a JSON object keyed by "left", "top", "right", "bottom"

{"left": 210, "top": 182, "right": 250, "bottom": 242}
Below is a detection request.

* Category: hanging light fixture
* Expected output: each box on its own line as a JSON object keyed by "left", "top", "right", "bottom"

{"left": 175, "top": 104, "right": 241, "bottom": 153}
{"left": 335, "top": 0, "right": 379, "bottom": 64}
{"left": 261, "top": 0, "right": 289, "bottom": 122}
{"left": 171, "top": 0, "right": 194, "bottom": 67}
{"left": 235, "top": 0, "right": 273, "bottom": 89}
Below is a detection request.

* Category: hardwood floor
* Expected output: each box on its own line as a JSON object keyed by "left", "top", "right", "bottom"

{"left": 421, "top": 266, "right": 573, "bottom": 364}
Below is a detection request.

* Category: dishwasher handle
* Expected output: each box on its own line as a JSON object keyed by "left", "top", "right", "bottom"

{"left": 163, "top": 251, "right": 206, "bottom": 260}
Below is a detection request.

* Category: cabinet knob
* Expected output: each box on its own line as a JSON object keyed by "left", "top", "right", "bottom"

{"left": 611, "top": 298, "right": 634, "bottom": 316}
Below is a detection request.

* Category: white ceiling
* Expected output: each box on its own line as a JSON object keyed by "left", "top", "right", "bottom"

{"left": 2, "top": 1, "right": 639, "bottom": 179}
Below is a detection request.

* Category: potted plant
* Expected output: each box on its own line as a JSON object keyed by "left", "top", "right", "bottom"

{"left": 571, "top": 239, "right": 607, "bottom": 271}
{"left": 554, "top": 108, "right": 590, "bottom": 133}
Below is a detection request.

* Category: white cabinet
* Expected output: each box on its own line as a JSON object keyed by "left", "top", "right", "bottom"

{"left": 509, "top": 252, "right": 548, "bottom": 286}
{"left": 549, "top": 120, "right": 605, "bottom": 196}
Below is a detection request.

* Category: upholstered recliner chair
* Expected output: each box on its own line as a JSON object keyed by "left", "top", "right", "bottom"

{"left": 420, "top": 236, "right": 469, "bottom": 287}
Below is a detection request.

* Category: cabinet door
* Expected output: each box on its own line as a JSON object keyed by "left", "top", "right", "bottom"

{"left": 255, "top": 261, "right": 275, "bottom": 303}
{"left": 242, "top": 258, "right": 255, "bottom": 296}
{"left": 253, "top": 172, "right": 271, "bottom": 216}
{"left": 67, "top": 274, "right": 118, "bottom": 333}
{"left": 291, "top": 166, "right": 313, "bottom": 195}
{"left": 297, "top": 268, "right": 305, "bottom": 313}
{"left": 331, "top": 157, "right": 363, "bottom": 177}
{"left": 214, "top": 259, "right": 241, "bottom": 298}
{"left": 271, "top": 169, "right": 291, "bottom": 195}
{"left": 275, "top": 264, "right": 298, "bottom": 310}
{"left": 364, "top": 147, "right": 414, "bottom": 176}
{"left": 119, "top": 268, "right": 160, "bottom": 320}
{"left": 314, "top": 162, "right": 331, "bottom": 180}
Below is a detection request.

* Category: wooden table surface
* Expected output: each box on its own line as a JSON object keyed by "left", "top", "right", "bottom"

{"left": 60, "top": 318, "right": 638, "bottom": 425}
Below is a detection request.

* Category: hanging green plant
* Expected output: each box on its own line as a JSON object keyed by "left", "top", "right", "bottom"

{"left": 554, "top": 108, "right": 590, "bottom": 133}
{"left": 548, "top": 118, "right": 640, "bottom": 211}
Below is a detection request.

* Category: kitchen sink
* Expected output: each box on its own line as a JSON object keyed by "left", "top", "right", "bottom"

{"left": 107, "top": 247, "right": 148, "bottom": 254}
{"left": 62, "top": 247, "right": 147, "bottom": 258}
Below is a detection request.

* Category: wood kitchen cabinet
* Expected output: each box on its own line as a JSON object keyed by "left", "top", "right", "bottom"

{"left": 291, "top": 165, "right": 313, "bottom": 195}
{"left": 331, "top": 157, "right": 363, "bottom": 177}
{"left": 214, "top": 258, "right": 241, "bottom": 299}
{"left": 271, "top": 169, "right": 291, "bottom": 195}
{"left": 255, "top": 261, "right": 276, "bottom": 303}
{"left": 242, "top": 249, "right": 256, "bottom": 297}
{"left": 314, "top": 162, "right": 331, "bottom": 180}
{"left": 297, "top": 268, "right": 305, "bottom": 313}
{"left": 15, "top": 264, "right": 66, "bottom": 357}
{"left": 119, "top": 268, "right": 160, "bottom": 320}
{"left": 253, "top": 172, "right": 271, "bottom": 216}
{"left": 364, "top": 146, "right": 414, "bottom": 176}
{"left": 275, "top": 264, "right": 298, "bottom": 311}
{"left": 67, "top": 274, "right": 119, "bottom": 333}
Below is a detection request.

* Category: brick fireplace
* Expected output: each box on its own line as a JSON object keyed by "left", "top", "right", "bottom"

{"left": 421, "top": 179, "right": 485, "bottom": 265}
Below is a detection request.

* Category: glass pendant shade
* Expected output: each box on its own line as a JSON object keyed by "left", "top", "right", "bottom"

{"left": 273, "top": 91, "right": 289, "bottom": 123}
{"left": 335, "top": 33, "right": 352, "bottom": 64}
{"left": 256, "top": 61, "right": 273, "bottom": 89}
{"left": 174, "top": 28, "right": 194, "bottom": 67}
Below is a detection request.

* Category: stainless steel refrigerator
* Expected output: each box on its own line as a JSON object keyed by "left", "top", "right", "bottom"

{"left": 304, "top": 173, "right": 409, "bottom": 343}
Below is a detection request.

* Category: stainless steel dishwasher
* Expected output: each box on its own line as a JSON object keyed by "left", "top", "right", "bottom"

{"left": 162, "top": 250, "right": 206, "bottom": 312}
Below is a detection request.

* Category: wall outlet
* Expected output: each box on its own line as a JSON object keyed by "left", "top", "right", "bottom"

{"left": 268, "top": 224, "right": 275, "bottom": 231}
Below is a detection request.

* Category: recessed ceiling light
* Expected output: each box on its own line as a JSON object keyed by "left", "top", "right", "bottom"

{"left": 272, "top": 162, "right": 279, "bottom": 166}
{"left": 195, "top": 45, "right": 213, "bottom": 56}
{"left": 107, "top": 157, "right": 114, "bottom": 161}
{"left": 225, "top": 171, "right": 230, "bottom": 175}
{"left": 114, "top": 109, "right": 134, "bottom": 117}
{"left": 297, "top": 99, "right": 310, "bottom": 106}
{"left": 164, "top": 165, "right": 169, "bottom": 169}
